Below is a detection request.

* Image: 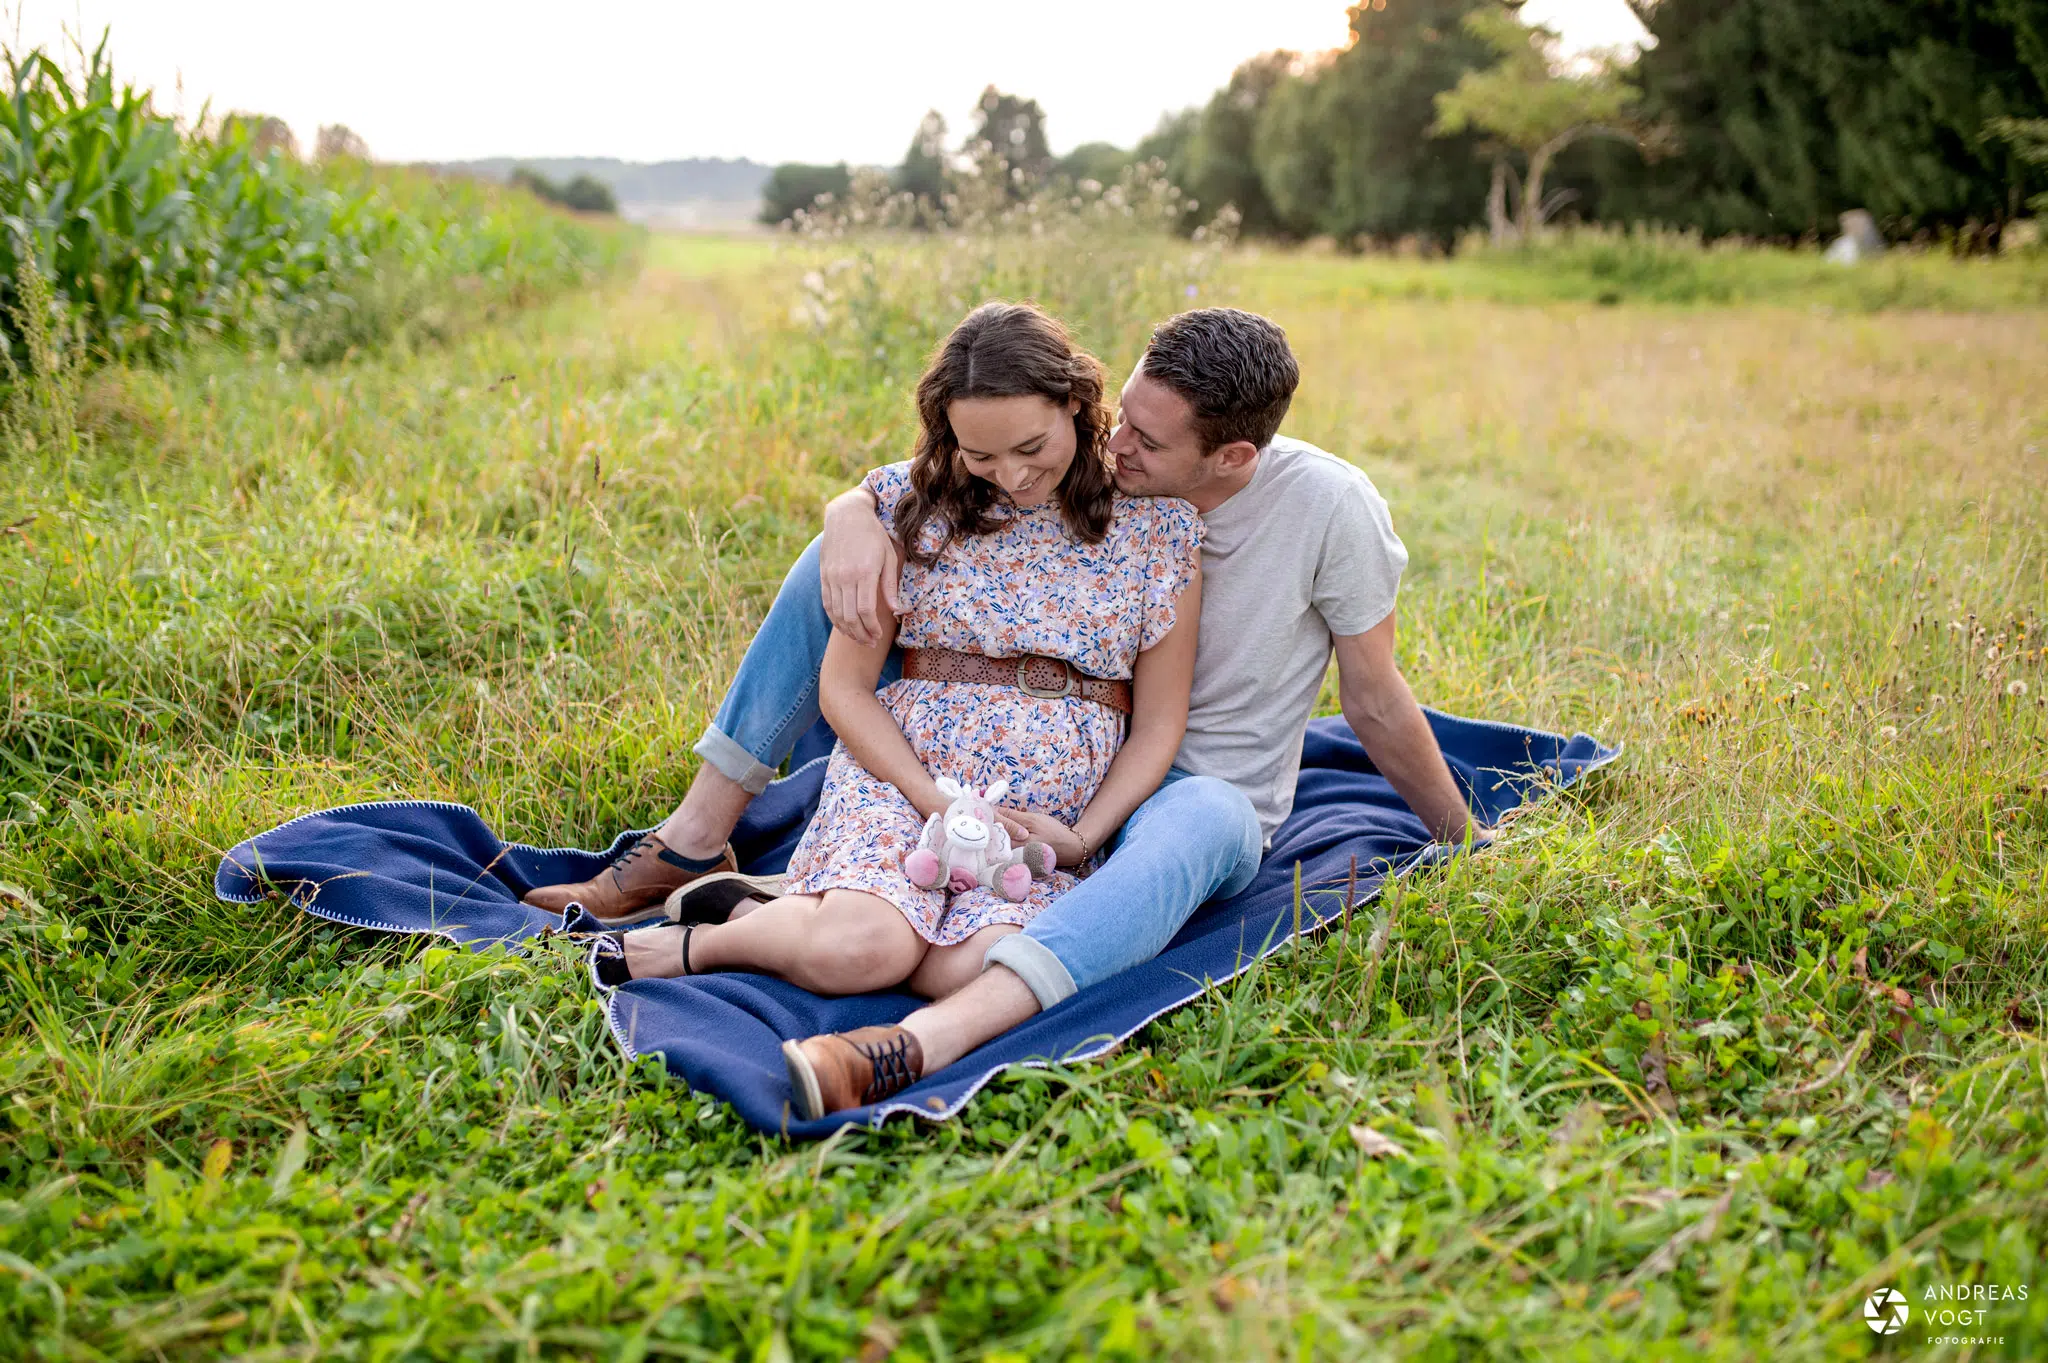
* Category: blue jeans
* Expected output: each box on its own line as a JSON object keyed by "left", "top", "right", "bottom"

{"left": 696, "top": 537, "right": 1265, "bottom": 1007}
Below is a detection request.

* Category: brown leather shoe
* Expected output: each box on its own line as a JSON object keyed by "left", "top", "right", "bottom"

{"left": 781, "top": 1026, "right": 925, "bottom": 1120}
{"left": 522, "top": 832, "right": 735, "bottom": 926}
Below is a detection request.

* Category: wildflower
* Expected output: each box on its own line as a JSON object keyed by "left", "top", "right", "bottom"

{"left": 1879, "top": 725, "right": 1898, "bottom": 738}
{"left": 1930, "top": 694, "right": 1947, "bottom": 706}
{"left": 2011, "top": 680, "right": 2030, "bottom": 697}
{"left": 1185, "top": 283, "right": 1199, "bottom": 298}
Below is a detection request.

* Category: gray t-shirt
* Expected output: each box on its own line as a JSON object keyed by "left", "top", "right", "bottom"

{"left": 1177, "top": 436, "right": 1409, "bottom": 841}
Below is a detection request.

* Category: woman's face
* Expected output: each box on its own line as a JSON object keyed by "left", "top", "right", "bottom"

{"left": 948, "top": 394, "right": 1079, "bottom": 508}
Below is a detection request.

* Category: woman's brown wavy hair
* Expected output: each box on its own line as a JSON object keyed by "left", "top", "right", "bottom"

{"left": 894, "top": 301, "right": 1114, "bottom": 566}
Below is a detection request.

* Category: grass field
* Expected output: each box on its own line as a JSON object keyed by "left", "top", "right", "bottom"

{"left": 1244, "top": 228, "right": 2048, "bottom": 310}
{"left": 2, "top": 229, "right": 2046, "bottom": 1360}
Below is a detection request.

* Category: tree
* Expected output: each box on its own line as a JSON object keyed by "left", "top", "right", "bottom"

{"left": 511, "top": 167, "right": 618, "bottom": 214}
{"left": 895, "top": 111, "right": 948, "bottom": 198}
{"left": 1136, "top": 107, "right": 1200, "bottom": 171}
{"left": 1250, "top": 66, "right": 1334, "bottom": 239}
{"left": 1253, "top": 0, "right": 1498, "bottom": 247}
{"left": 1431, "top": 5, "right": 1644, "bottom": 242}
{"left": 1987, "top": 117, "right": 2048, "bottom": 214}
{"left": 968, "top": 87, "right": 1052, "bottom": 197}
{"left": 315, "top": 124, "right": 369, "bottom": 162}
{"left": 1056, "top": 141, "right": 1134, "bottom": 188}
{"left": 223, "top": 112, "right": 297, "bottom": 159}
{"left": 1619, "top": 1, "right": 2048, "bottom": 238}
{"left": 556, "top": 174, "right": 617, "bottom": 214}
{"left": 1180, "top": 51, "right": 1297, "bottom": 236}
{"left": 758, "top": 162, "right": 852, "bottom": 225}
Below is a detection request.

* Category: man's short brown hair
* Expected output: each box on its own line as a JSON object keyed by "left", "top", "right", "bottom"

{"left": 1139, "top": 307, "right": 1299, "bottom": 453}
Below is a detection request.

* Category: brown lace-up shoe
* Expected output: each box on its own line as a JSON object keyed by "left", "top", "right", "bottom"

{"left": 522, "top": 832, "right": 735, "bottom": 927}
{"left": 781, "top": 1026, "right": 925, "bottom": 1120}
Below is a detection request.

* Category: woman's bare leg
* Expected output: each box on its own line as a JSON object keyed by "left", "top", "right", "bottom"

{"left": 620, "top": 889, "right": 929, "bottom": 995}
{"left": 619, "top": 892, "right": 820, "bottom": 980}
{"left": 906, "top": 924, "right": 1020, "bottom": 1000}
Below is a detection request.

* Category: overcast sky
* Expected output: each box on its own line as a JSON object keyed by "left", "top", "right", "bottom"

{"left": 8, "top": 0, "right": 1648, "bottom": 166}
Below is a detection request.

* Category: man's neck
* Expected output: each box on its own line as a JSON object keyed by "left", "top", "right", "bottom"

{"left": 1184, "top": 448, "right": 1263, "bottom": 515}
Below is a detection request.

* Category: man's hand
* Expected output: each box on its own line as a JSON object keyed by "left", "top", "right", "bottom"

{"left": 997, "top": 808, "right": 1091, "bottom": 868}
{"left": 820, "top": 488, "right": 903, "bottom": 648}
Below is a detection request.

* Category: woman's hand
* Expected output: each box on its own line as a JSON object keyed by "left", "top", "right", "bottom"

{"left": 998, "top": 566, "right": 1202, "bottom": 878}
{"left": 820, "top": 488, "right": 903, "bottom": 648}
{"left": 998, "top": 808, "right": 1093, "bottom": 868}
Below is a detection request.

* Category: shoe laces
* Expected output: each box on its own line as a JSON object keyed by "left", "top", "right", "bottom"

{"left": 612, "top": 835, "right": 658, "bottom": 872}
{"left": 854, "top": 1032, "right": 917, "bottom": 1105}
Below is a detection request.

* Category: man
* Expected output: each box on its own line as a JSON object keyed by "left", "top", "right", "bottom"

{"left": 526, "top": 308, "right": 1484, "bottom": 1119}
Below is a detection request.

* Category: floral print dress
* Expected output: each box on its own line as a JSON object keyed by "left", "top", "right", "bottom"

{"left": 780, "top": 462, "right": 1203, "bottom": 945}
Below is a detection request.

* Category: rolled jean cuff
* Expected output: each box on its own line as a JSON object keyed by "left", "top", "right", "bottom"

{"left": 692, "top": 725, "right": 778, "bottom": 796}
{"left": 984, "top": 932, "right": 1077, "bottom": 1010}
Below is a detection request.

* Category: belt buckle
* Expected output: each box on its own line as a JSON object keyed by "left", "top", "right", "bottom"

{"left": 1016, "top": 655, "right": 1074, "bottom": 700}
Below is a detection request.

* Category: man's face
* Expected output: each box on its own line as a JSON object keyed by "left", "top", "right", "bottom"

{"left": 1107, "top": 369, "right": 1211, "bottom": 498}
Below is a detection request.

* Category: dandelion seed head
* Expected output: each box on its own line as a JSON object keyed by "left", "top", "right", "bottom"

{"left": 2010, "top": 680, "right": 2029, "bottom": 697}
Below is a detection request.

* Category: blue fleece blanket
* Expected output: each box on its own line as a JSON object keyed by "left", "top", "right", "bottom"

{"left": 217, "top": 711, "right": 1615, "bottom": 1137}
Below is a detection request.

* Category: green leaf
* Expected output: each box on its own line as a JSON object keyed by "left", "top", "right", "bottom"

{"left": 268, "top": 1122, "right": 309, "bottom": 1201}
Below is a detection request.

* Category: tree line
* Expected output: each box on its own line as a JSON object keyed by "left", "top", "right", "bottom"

{"left": 759, "top": 88, "right": 1136, "bottom": 227}
{"left": 510, "top": 167, "right": 619, "bottom": 215}
{"left": 762, "top": 0, "right": 2048, "bottom": 248}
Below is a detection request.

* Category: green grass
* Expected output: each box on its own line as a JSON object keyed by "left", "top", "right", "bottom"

{"left": 1249, "top": 226, "right": 2048, "bottom": 310}
{"left": 1, "top": 230, "right": 2045, "bottom": 1360}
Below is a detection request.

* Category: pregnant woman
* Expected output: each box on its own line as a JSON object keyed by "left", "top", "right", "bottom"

{"left": 593, "top": 300, "right": 1203, "bottom": 1023}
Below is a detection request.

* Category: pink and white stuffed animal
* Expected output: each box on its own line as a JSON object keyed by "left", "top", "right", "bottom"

{"left": 904, "top": 776, "right": 1057, "bottom": 903}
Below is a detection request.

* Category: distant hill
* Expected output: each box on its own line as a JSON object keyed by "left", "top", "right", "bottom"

{"left": 429, "top": 157, "right": 772, "bottom": 206}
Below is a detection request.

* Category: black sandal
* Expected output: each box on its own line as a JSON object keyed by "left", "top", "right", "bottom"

{"left": 591, "top": 923, "right": 696, "bottom": 989}
{"left": 663, "top": 873, "right": 781, "bottom": 925}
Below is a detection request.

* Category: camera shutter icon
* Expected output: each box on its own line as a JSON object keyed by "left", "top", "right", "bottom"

{"left": 1863, "top": 1287, "right": 1909, "bottom": 1335}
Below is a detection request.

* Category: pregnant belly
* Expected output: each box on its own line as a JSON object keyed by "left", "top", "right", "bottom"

{"left": 881, "top": 679, "right": 1125, "bottom": 823}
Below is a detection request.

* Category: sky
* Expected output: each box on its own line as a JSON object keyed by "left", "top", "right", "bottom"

{"left": 7, "top": 0, "right": 1649, "bottom": 166}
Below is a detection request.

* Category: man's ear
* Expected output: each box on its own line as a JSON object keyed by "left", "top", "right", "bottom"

{"left": 1211, "top": 438, "right": 1261, "bottom": 474}
{"left": 936, "top": 776, "right": 964, "bottom": 799}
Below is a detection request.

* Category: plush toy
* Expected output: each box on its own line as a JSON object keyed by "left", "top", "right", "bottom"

{"left": 904, "top": 776, "right": 1058, "bottom": 903}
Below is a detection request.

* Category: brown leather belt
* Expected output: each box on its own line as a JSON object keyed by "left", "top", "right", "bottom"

{"left": 901, "top": 647, "right": 1132, "bottom": 716}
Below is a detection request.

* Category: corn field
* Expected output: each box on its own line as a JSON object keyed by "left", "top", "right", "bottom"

{"left": 0, "top": 36, "right": 630, "bottom": 370}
